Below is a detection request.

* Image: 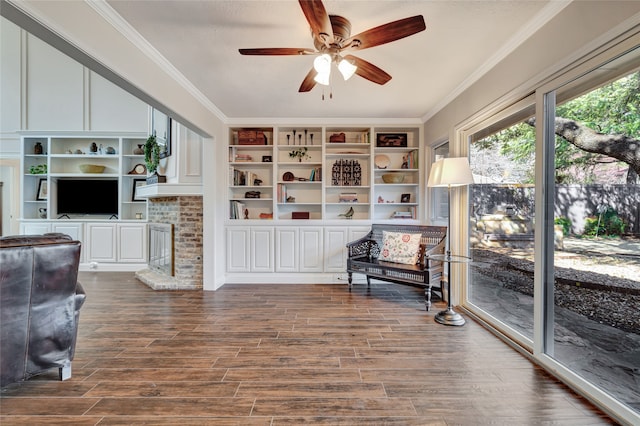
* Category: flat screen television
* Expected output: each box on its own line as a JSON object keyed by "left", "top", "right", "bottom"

{"left": 57, "top": 179, "right": 119, "bottom": 216}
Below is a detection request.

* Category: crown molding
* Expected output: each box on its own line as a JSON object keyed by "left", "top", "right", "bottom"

{"left": 86, "top": 0, "right": 227, "bottom": 123}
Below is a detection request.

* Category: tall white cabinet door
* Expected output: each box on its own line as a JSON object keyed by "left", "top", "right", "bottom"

{"left": 86, "top": 223, "right": 117, "bottom": 262}
{"left": 117, "top": 224, "right": 147, "bottom": 263}
{"left": 275, "top": 227, "right": 299, "bottom": 272}
{"left": 300, "top": 227, "right": 323, "bottom": 272}
{"left": 227, "top": 227, "right": 250, "bottom": 272}
{"left": 251, "top": 227, "right": 274, "bottom": 272}
{"left": 324, "top": 227, "right": 348, "bottom": 272}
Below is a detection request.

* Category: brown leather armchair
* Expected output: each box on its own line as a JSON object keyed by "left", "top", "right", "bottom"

{"left": 0, "top": 233, "right": 86, "bottom": 387}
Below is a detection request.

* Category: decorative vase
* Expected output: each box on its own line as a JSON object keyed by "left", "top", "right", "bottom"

{"left": 133, "top": 144, "right": 144, "bottom": 155}
{"left": 34, "top": 142, "right": 43, "bottom": 155}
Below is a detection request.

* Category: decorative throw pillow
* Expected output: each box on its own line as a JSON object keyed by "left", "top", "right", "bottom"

{"left": 378, "top": 231, "right": 422, "bottom": 264}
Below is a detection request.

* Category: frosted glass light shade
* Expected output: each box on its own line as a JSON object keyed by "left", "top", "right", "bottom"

{"left": 314, "top": 71, "right": 330, "bottom": 86}
{"left": 338, "top": 58, "right": 357, "bottom": 80}
{"left": 427, "top": 157, "right": 474, "bottom": 187}
{"left": 313, "top": 54, "right": 332, "bottom": 73}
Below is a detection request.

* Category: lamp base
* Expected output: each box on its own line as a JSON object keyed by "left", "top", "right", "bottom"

{"left": 435, "top": 307, "right": 466, "bottom": 326}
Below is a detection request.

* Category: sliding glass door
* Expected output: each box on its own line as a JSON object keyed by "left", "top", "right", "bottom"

{"left": 462, "top": 45, "right": 640, "bottom": 422}
{"left": 467, "top": 101, "right": 536, "bottom": 343}
{"left": 542, "top": 62, "right": 640, "bottom": 417}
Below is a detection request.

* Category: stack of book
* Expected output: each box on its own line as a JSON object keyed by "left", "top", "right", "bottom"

{"left": 229, "top": 167, "right": 260, "bottom": 186}
{"left": 234, "top": 154, "right": 252, "bottom": 162}
{"left": 277, "top": 184, "right": 287, "bottom": 203}
{"left": 391, "top": 209, "right": 416, "bottom": 219}
{"left": 230, "top": 200, "right": 246, "bottom": 219}
{"left": 309, "top": 167, "right": 322, "bottom": 181}
{"left": 339, "top": 193, "right": 358, "bottom": 203}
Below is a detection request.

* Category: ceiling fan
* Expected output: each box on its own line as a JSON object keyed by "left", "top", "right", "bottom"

{"left": 239, "top": 0, "right": 426, "bottom": 93}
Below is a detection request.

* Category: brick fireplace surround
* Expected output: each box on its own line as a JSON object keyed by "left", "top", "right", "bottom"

{"left": 135, "top": 196, "right": 203, "bottom": 290}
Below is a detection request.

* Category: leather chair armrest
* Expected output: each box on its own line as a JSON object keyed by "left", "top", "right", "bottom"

{"left": 74, "top": 282, "right": 86, "bottom": 311}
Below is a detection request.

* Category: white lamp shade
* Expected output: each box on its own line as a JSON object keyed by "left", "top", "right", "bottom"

{"left": 313, "top": 71, "right": 330, "bottom": 86}
{"left": 313, "top": 54, "right": 332, "bottom": 73}
{"left": 427, "top": 157, "right": 474, "bottom": 187}
{"left": 338, "top": 58, "right": 357, "bottom": 80}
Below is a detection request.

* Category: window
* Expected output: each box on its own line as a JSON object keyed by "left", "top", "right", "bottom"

{"left": 467, "top": 103, "right": 536, "bottom": 343}
{"left": 543, "top": 64, "right": 640, "bottom": 418}
{"left": 461, "top": 44, "right": 640, "bottom": 423}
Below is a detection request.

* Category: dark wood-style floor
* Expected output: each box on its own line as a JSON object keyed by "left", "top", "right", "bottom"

{"left": 1, "top": 272, "right": 615, "bottom": 425}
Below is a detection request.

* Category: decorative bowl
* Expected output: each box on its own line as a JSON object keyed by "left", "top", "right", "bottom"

{"left": 382, "top": 173, "right": 404, "bottom": 183}
{"left": 79, "top": 164, "right": 105, "bottom": 173}
{"left": 374, "top": 154, "right": 390, "bottom": 169}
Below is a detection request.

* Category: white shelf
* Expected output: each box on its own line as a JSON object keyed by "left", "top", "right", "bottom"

{"left": 227, "top": 125, "right": 422, "bottom": 222}
{"left": 20, "top": 133, "right": 148, "bottom": 221}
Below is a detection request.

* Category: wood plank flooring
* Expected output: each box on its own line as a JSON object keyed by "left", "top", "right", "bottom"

{"left": 0, "top": 272, "right": 615, "bottom": 425}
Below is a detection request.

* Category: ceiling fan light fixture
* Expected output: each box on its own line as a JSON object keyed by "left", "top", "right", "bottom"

{"left": 314, "top": 70, "right": 331, "bottom": 86}
{"left": 313, "top": 53, "right": 332, "bottom": 73}
{"left": 338, "top": 58, "right": 357, "bottom": 80}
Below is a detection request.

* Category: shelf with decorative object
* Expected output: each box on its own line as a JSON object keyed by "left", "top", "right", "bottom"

{"left": 19, "top": 133, "right": 148, "bottom": 221}
{"left": 227, "top": 127, "right": 276, "bottom": 220}
{"left": 225, "top": 124, "right": 421, "bottom": 225}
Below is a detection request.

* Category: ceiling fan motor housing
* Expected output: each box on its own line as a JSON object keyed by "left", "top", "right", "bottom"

{"left": 315, "top": 15, "right": 354, "bottom": 51}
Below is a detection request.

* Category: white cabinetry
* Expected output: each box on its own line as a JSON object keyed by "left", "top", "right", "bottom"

{"left": 275, "top": 227, "right": 322, "bottom": 273}
{"left": 19, "top": 220, "right": 146, "bottom": 270}
{"left": 299, "top": 227, "right": 323, "bottom": 272}
{"left": 225, "top": 124, "right": 422, "bottom": 283}
{"left": 86, "top": 223, "right": 117, "bottom": 263}
{"left": 86, "top": 222, "right": 147, "bottom": 266}
{"left": 20, "top": 222, "right": 53, "bottom": 236}
{"left": 324, "top": 226, "right": 370, "bottom": 273}
{"left": 323, "top": 227, "right": 348, "bottom": 272}
{"left": 118, "top": 223, "right": 147, "bottom": 263}
{"left": 20, "top": 221, "right": 85, "bottom": 263}
{"left": 275, "top": 227, "right": 298, "bottom": 272}
{"left": 226, "top": 227, "right": 250, "bottom": 272}
{"left": 251, "top": 227, "right": 274, "bottom": 272}
{"left": 226, "top": 226, "right": 274, "bottom": 272}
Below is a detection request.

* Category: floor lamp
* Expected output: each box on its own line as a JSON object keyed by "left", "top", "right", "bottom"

{"left": 427, "top": 157, "right": 474, "bottom": 326}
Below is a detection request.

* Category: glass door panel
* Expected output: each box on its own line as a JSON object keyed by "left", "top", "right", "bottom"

{"left": 469, "top": 116, "right": 536, "bottom": 341}
{"left": 549, "top": 69, "right": 640, "bottom": 414}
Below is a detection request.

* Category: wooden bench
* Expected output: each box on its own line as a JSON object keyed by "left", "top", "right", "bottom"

{"left": 346, "top": 224, "right": 447, "bottom": 311}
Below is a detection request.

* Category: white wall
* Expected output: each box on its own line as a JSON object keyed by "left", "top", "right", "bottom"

{"left": 423, "top": 1, "right": 640, "bottom": 147}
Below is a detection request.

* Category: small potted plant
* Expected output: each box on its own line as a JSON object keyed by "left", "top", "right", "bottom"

{"left": 144, "top": 134, "right": 166, "bottom": 183}
{"left": 289, "top": 147, "right": 310, "bottom": 162}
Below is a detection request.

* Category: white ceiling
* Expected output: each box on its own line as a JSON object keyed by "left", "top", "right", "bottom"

{"left": 104, "top": 0, "right": 558, "bottom": 121}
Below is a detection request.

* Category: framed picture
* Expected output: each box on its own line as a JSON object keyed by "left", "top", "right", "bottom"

{"left": 376, "top": 133, "right": 407, "bottom": 147}
{"left": 152, "top": 108, "right": 172, "bottom": 159}
{"left": 36, "top": 178, "right": 48, "bottom": 200}
{"left": 132, "top": 179, "right": 146, "bottom": 202}
{"left": 262, "top": 155, "right": 272, "bottom": 162}
{"left": 400, "top": 193, "right": 411, "bottom": 203}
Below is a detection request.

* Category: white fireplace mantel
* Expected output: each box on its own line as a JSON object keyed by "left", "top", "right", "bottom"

{"left": 137, "top": 183, "right": 202, "bottom": 199}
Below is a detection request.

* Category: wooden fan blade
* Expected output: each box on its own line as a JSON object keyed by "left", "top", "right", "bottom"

{"left": 298, "top": 0, "right": 333, "bottom": 44}
{"left": 344, "top": 55, "right": 392, "bottom": 85}
{"left": 239, "top": 48, "right": 315, "bottom": 56}
{"left": 344, "top": 15, "right": 425, "bottom": 51}
{"left": 299, "top": 67, "right": 317, "bottom": 92}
